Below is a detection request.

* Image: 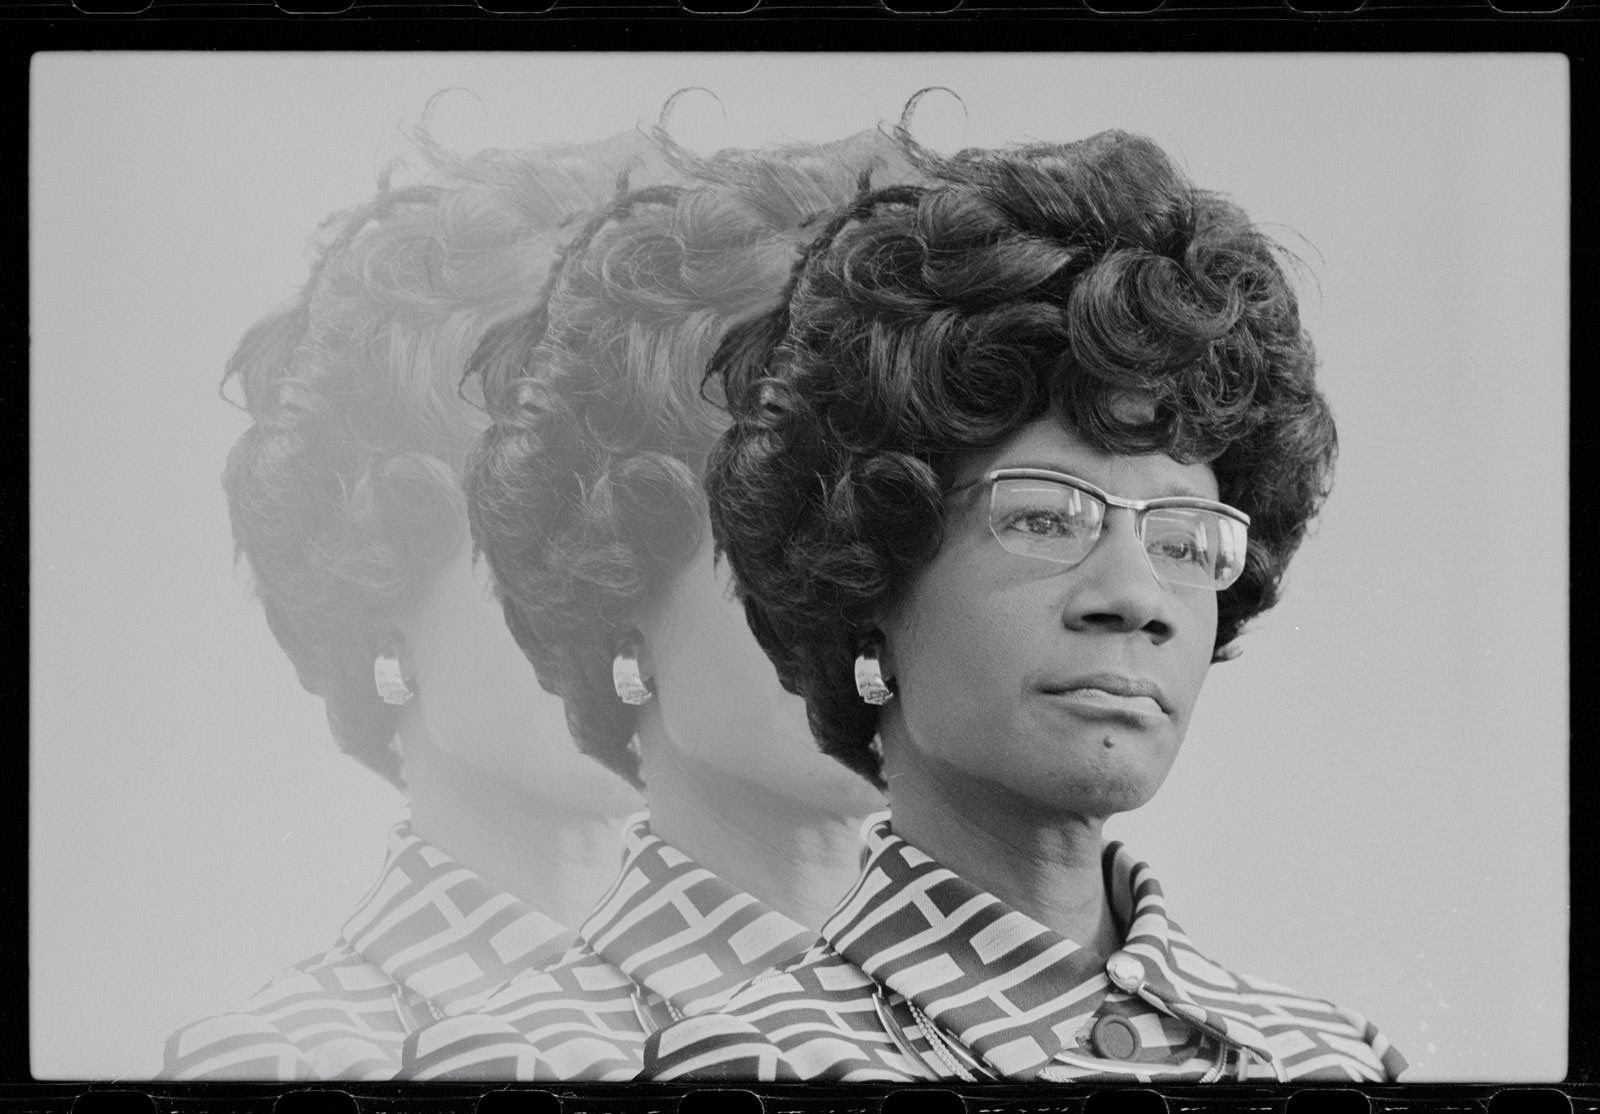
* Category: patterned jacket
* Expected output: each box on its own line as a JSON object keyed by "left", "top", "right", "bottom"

{"left": 645, "top": 814, "right": 1407, "bottom": 1084}
{"left": 396, "top": 814, "right": 815, "bottom": 1080}
{"left": 160, "top": 823, "right": 574, "bottom": 1080}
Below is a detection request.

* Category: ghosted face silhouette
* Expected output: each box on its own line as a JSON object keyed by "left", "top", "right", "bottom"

{"left": 637, "top": 515, "right": 884, "bottom": 816}
{"left": 403, "top": 540, "right": 643, "bottom": 816}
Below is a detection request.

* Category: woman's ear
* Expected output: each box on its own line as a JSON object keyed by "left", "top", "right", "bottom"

{"left": 631, "top": 628, "right": 658, "bottom": 681}
{"left": 624, "top": 599, "right": 661, "bottom": 680}
{"left": 373, "top": 627, "right": 417, "bottom": 707}
{"left": 853, "top": 628, "right": 897, "bottom": 707}
{"left": 873, "top": 631, "right": 897, "bottom": 681}
{"left": 863, "top": 611, "right": 896, "bottom": 677}
{"left": 611, "top": 626, "right": 655, "bottom": 707}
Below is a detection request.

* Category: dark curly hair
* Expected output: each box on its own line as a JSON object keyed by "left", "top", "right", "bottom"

{"left": 705, "top": 128, "right": 1338, "bottom": 786}
{"left": 464, "top": 130, "right": 914, "bottom": 787}
{"left": 221, "top": 130, "right": 664, "bottom": 788}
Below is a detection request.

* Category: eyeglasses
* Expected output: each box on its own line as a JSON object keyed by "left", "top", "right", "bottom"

{"left": 946, "top": 468, "right": 1251, "bottom": 591}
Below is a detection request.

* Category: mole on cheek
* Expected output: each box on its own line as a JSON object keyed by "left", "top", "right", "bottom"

{"left": 1102, "top": 735, "right": 1115, "bottom": 749}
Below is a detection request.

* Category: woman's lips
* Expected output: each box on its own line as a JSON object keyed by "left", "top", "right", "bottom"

{"left": 1044, "top": 687, "right": 1164, "bottom": 718}
{"left": 1038, "top": 674, "right": 1168, "bottom": 719}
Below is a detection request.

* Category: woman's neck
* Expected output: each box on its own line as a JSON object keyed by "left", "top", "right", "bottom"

{"left": 400, "top": 720, "right": 633, "bottom": 932}
{"left": 883, "top": 741, "right": 1122, "bottom": 960}
{"left": 638, "top": 727, "right": 867, "bottom": 935}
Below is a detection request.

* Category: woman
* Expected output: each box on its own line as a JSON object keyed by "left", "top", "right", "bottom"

{"left": 160, "top": 132, "right": 655, "bottom": 1080}
{"left": 394, "top": 132, "right": 907, "bottom": 1081}
{"left": 645, "top": 127, "right": 1407, "bottom": 1083}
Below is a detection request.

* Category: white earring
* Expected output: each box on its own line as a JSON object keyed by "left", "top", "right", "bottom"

{"left": 374, "top": 649, "right": 415, "bottom": 706}
{"left": 854, "top": 637, "right": 895, "bottom": 706}
{"left": 612, "top": 638, "right": 654, "bottom": 705}
{"left": 1215, "top": 642, "right": 1244, "bottom": 663}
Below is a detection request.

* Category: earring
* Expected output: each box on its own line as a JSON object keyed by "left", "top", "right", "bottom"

{"left": 612, "top": 637, "right": 654, "bottom": 705}
{"left": 854, "top": 635, "right": 895, "bottom": 706}
{"left": 1215, "top": 642, "right": 1244, "bottom": 663}
{"left": 374, "top": 645, "right": 416, "bottom": 706}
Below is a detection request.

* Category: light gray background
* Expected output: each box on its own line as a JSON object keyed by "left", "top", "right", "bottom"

{"left": 31, "top": 52, "right": 1567, "bottom": 1081}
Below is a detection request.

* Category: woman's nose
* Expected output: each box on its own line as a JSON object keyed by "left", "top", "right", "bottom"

{"left": 1059, "top": 511, "right": 1172, "bottom": 640}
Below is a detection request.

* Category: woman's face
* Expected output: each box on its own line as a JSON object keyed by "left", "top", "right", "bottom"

{"left": 876, "top": 413, "right": 1219, "bottom": 822}
{"left": 637, "top": 515, "right": 885, "bottom": 817}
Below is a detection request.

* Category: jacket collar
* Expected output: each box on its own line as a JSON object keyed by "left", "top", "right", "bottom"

{"left": 824, "top": 814, "right": 1277, "bottom": 1080}
{"left": 578, "top": 814, "right": 815, "bottom": 1017}
{"left": 340, "top": 822, "right": 574, "bottom": 1017}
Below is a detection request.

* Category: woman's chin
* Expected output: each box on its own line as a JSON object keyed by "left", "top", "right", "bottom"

{"left": 1062, "top": 758, "right": 1174, "bottom": 818}
{"left": 973, "top": 737, "right": 1178, "bottom": 822}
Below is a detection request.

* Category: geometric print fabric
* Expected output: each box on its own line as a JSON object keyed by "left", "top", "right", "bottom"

{"left": 645, "top": 813, "right": 1407, "bottom": 1084}
{"left": 159, "top": 823, "right": 574, "bottom": 1080}
{"left": 398, "top": 813, "right": 816, "bottom": 1080}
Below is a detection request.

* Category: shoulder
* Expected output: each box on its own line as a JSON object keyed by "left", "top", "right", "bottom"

{"left": 160, "top": 943, "right": 401, "bottom": 1081}
{"left": 400, "top": 944, "right": 647, "bottom": 1082}
{"left": 644, "top": 944, "right": 927, "bottom": 1083}
{"left": 1167, "top": 933, "right": 1406, "bottom": 1081}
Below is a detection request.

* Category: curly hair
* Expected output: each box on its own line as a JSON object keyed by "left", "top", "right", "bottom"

{"left": 705, "top": 128, "right": 1338, "bottom": 786}
{"left": 464, "top": 131, "right": 915, "bottom": 786}
{"left": 221, "top": 129, "right": 665, "bottom": 787}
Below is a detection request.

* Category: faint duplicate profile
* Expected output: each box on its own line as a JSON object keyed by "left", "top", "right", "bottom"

{"left": 395, "top": 129, "right": 914, "bottom": 1081}
{"left": 160, "top": 131, "right": 664, "bottom": 1081}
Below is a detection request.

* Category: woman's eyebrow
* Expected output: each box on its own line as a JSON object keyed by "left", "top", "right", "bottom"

{"left": 995, "top": 462, "right": 1216, "bottom": 501}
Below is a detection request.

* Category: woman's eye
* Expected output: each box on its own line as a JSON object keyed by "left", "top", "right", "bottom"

{"left": 999, "top": 509, "right": 1081, "bottom": 537}
{"left": 1148, "top": 535, "right": 1207, "bottom": 564}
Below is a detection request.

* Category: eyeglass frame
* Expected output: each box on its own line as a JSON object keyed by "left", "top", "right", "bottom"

{"left": 943, "top": 466, "right": 1252, "bottom": 590}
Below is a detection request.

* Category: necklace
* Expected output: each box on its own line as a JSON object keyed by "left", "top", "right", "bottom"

{"left": 630, "top": 984, "right": 683, "bottom": 1034}
{"left": 872, "top": 989, "right": 996, "bottom": 1082}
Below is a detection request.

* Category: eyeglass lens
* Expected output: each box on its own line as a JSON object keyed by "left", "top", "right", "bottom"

{"left": 988, "top": 479, "right": 1247, "bottom": 590}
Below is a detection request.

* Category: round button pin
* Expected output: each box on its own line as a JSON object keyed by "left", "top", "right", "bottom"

{"left": 1105, "top": 951, "right": 1146, "bottom": 992}
{"left": 1091, "top": 1014, "right": 1142, "bottom": 1060}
